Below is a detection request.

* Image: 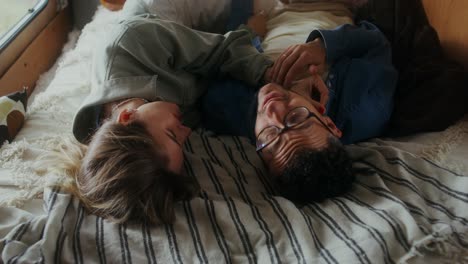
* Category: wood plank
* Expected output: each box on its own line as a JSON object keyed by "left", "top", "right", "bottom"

{"left": 0, "top": 7, "right": 72, "bottom": 97}
{"left": 422, "top": 0, "right": 468, "bottom": 69}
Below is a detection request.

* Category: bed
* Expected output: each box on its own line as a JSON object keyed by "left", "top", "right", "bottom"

{"left": 1, "top": 1, "right": 468, "bottom": 263}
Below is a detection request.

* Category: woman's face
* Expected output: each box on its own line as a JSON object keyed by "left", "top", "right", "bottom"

{"left": 116, "top": 99, "right": 191, "bottom": 174}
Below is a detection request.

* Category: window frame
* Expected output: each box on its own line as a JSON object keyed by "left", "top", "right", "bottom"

{"left": 0, "top": 0, "right": 57, "bottom": 78}
{"left": 0, "top": 0, "right": 49, "bottom": 51}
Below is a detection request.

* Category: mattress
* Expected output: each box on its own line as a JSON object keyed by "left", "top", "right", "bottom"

{"left": 1, "top": 5, "right": 467, "bottom": 263}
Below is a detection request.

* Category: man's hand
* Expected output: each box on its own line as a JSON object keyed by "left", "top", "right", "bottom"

{"left": 247, "top": 11, "right": 267, "bottom": 39}
{"left": 271, "top": 38, "right": 327, "bottom": 88}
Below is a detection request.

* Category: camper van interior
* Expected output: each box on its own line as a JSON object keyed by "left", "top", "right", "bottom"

{"left": 1, "top": 0, "right": 467, "bottom": 262}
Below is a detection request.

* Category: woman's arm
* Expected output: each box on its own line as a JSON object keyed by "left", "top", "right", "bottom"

{"left": 116, "top": 17, "right": 273, "bottom": 86}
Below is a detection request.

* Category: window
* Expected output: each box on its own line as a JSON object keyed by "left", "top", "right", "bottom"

{"left": 0, "top": 0, "right": 48, "bottom": 51}
{"left": 0, "top": 0, "right": 57, "bottom": 78}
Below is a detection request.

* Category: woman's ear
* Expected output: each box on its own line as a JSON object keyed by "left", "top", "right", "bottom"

{"left": 323, "top": 116, "right": 342, "bottom": 138}
{"left": 117, "top": 109, "right": 136, "bottom": 125}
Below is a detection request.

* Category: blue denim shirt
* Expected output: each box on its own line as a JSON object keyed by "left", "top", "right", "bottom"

{"left": 202, "top": 21, "right": 398, "bottom": 144}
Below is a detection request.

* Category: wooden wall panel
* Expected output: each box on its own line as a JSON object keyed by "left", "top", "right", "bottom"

{"left": 422, "top": 0, "right": 468, "bottom": 69}
{"left": 0, "top": 7, "right": 72, "bottom": 97}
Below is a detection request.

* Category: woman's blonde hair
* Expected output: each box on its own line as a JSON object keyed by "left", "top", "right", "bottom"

{"left": 43, "top": 120, "right": 198, "bottom": 225}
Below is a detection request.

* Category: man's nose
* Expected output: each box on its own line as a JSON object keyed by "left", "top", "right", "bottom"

{"left": 265, "top": 102, "right": 286, "bottom": 125}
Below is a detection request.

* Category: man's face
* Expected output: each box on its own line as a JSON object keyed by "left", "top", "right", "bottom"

{"left": 254, "top": 82, "right": 342, "bottom": 176}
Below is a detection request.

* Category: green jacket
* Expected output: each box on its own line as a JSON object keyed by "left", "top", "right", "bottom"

{"left": 72, "top": 14, "right": 272, "bottom": 143}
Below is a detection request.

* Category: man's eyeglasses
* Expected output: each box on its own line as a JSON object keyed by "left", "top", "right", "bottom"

{"left": 255, "top": 106, "right": 332, "bottom": 152}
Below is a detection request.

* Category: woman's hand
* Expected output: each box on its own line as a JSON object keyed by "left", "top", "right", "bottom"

{"left": 271, "top": 38, "right": 327, "bottom": 88}
{"left": 247, "top": 11, "right": 267, "bottom": 39}
{"left": 290, "top": 74, "right": 329, "bottom": 109}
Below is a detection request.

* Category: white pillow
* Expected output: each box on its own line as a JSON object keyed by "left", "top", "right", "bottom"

{"left": 262, "top": 7, "right": 353, "bottom": 61}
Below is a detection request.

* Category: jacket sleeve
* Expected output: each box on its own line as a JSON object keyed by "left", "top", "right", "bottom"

{"left": 308, "top": 21, "right": 398, "bottom": 144}
{"left": 117, "top": 17, "right": 273, "bottom": 86}
{"left": 306, "top": 21, "right": 392, "bottom": 66}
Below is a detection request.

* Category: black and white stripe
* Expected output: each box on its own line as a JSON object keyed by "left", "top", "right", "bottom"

{"left": 263, "top": 193, "right": 306, "bottom": 264}
{"left": 299, "top": 210, "right": 338, "bottom": 264}
{"left": 385, "top": 157, "right": 468, "bottom": 202}
{"left": 306, "top": 203, "right": 371, "bottom": 264}
{"left": 202, "top": 159, "right": 257, "bottom": 263}
{"left": 165, "top": 224, "right": 183, "bottom": 264}
{"left": 201, "top": 191, "right": 231, "bottom": 264}
{"left": 183, "top": 154, "right": 231, "bottom": 263}
{"left": 119, "top": 223, "right": 132, "bottom": 264}
{"left": 183, "top": 200, "right": 208, "bottom": 264}
{"left": 344, "top": 194, "right": 411, "bottom": 250}
{"left": 95, "top": 216, "right": 107, "bottom": 264}
{"left": 142, "top": 223, "right": 156, "bottom": 264}
{"left": 6, "top": 221, "right": 31, "bottom": 264}
{"left": 331, "top": 198, "right": 395, "bottom": 264}
{"left": 46, "top": 187, "right": 60, "bottom": 213}
{"left": 232, "top": 136, "right": 276, "bottom": 195}
{"left": 222, "top": 143, "right": 280, "bottom": 264}
{"left": 358, "top": 161, "right": 468, "bottom": 225}
{"left": 72, "top": 205, "right": 85, "bottom": 264}
{"left": 52, "top": 198, "right": 74, "bottom": 264}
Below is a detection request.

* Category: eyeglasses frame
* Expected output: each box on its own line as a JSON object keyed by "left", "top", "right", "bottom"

{"left": 255, "top": 106, "right": 333, "bottom": 152}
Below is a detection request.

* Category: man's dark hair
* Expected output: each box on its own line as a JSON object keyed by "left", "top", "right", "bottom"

{"left": 277, "top": 136, "right": 355, "bottom": 203}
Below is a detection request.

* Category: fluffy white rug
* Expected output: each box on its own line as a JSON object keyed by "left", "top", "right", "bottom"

{"left": 0, "top": 7, "right": 121, "bottom": 207}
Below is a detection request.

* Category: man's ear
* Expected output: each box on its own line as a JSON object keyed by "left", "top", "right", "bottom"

{"left": 117, "top": 109, "right": 136, "bottom": 125}
{"left": 323, "top": 116, "right": 342, "bottom": 138}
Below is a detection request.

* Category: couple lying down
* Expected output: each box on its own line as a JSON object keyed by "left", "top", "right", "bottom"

{"left": 68, "top": 0, "right": 397, "bottom": 225}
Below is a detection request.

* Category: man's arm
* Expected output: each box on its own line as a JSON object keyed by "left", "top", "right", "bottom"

{"left": 271, "top": 21, "right": 392, "bottom": 87}
{"left": 307, "top": 21, "right": 392, "bottom": 66}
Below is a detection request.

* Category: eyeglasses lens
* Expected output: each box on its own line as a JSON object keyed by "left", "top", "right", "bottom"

{"left": 285, "top": 107, "right": 309, "bottom": 127}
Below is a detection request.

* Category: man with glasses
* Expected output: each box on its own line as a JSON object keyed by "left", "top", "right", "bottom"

{"left": 202, "top": 21, "right": 398, "bottom": 203}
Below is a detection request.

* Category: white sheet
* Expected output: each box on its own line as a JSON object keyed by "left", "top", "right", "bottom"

{"left": 262, "top": 10, "right": 353, "bottom": 60}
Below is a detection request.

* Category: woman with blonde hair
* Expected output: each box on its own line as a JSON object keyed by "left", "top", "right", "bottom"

{"left": 60, "top": 2, "right": 274, "bottom": 224}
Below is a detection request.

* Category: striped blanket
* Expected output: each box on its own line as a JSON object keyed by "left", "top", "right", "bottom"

{"left": 1, "top": 131, "right": 467, "bottom": 263}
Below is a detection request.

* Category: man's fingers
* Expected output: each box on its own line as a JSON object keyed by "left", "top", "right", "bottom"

{"left": 309, "top": 99, "right": 325, "bottom": 114}
{"left": 283, "top": 53, "right": 312, "bottom": 87}
{"left": 272, "top": 46, "right": 293, "bottom": 82}
{"left": 319, "top": 91, "right": 329, "bottom": 106}
{"left": 308, "top": 64, "right": 318, "bottom": 75}
{"left": 276, "top": 51, "right": 300, "bottom": 85}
